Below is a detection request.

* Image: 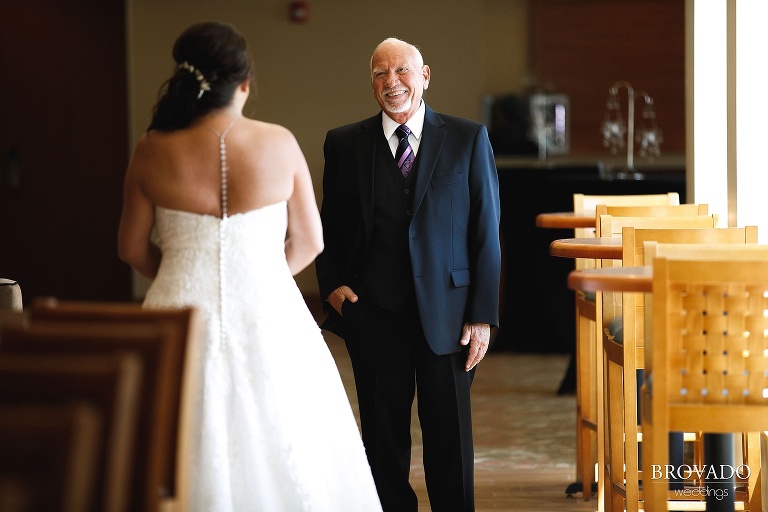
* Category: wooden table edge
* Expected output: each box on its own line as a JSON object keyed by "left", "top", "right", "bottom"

{"left": 535, "top": 211, "right": 596, "bottom": 229}
{"left": 567, "top": 266, "right": 652, "bottom": 293}
{"left": 549, "top": 237, "right": 623, "bottom": 259}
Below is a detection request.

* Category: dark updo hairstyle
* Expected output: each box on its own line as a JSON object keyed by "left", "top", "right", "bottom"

{"left": 148, "top": 21, "right": 254, "bottom": 131}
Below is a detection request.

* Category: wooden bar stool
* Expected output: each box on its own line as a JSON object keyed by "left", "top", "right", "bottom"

{"left": 641, "top": 255, "right": 768, "bottom": 512}
{"left": 570, "top": 193, "right": 680, "bottom": 504}
{"left": 603, "top": 225, "right": 758, "bottom": 512}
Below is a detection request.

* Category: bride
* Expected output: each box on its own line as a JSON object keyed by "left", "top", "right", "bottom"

{"left": 117, "top": 20, "right": 382, "bottom": 512}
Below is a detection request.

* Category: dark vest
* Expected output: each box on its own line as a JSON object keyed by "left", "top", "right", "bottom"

{"left": 359, "top": 133, "right": 417, "bottom": 312}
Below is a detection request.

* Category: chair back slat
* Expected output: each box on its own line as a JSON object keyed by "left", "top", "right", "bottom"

{"left": 0, "top": 401, "right": 104, "bottom": 512}
{"left": 0, "top": 349, "right": 145, "bottom": 512}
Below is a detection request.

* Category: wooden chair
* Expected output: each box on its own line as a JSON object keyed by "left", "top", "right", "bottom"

{"left": 26, "top": 299, "right": 200, "bottom": 512}
{"left": 0, "top": 402, "right": 104, "bottom": 512}
{"left": 593, "top": 213, "right": 718, "bottom": 511}
{"left": 2, "top": 301, "right": 199, "bottom": 512}
{"left": 573, "top": 193, "right": 681, "bottom": 241}
{"left": 645, "top": 242, "right": 768, "bottom": 511}
{"left": 570, "top": 197, "right": 686, "bottom": 277}
{"left": 641, "top": 256, "right": 768, "bottom": 512}
{"left": 574, "top": 204, "right": 710, "bottom": 507}
{"left": 0, "top": 352, "right": 144, "bottom": 512}
{"left": 595, "top": 203, "right": 708, "bottom": 219}
{"left": 645, "top": 241, "right": 768, "bottom": 262}
{"left": 602, "top": 225, "right": 759, "bottom": 512}
{"left": 570, "top": 192, "right": 680, "bottom": 501}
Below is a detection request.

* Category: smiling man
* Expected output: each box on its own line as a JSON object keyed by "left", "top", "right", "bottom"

{"left": 315, "top": 38, "right": 502, "bottom": 512}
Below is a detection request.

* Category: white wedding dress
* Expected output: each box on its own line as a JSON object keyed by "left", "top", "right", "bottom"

{"left": 143, "top": 138, "right": 382, "bottom": 511}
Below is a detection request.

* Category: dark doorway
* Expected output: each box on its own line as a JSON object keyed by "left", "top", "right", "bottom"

{"left": 0, "top": 0, "right": 132, "bottom": 302}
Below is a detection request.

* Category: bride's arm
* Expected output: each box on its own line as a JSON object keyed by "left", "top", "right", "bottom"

{"left": 118, "top": 136, "right": 162, "bottom": 279}
{"left": 284, "top": 137, "right": 323, "bottom": 276}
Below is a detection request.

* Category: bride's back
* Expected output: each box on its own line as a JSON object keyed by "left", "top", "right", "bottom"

{"left": 138, "top": 115, "right": 300, "bottom": 217}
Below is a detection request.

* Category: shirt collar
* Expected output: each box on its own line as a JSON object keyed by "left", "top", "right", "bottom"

{"left": 382, "top": 101, "right": 426, "bottom": 141}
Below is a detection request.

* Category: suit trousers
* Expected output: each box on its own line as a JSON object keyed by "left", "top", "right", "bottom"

{"left": 341, "top": 292, "right": 475, "bottom": 512}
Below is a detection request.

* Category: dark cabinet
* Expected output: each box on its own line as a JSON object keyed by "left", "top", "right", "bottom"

{"left": 493, "top": 161, "right": 685, "bottom": 354}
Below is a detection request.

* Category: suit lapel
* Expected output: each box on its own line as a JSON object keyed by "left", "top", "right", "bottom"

{"left": 411, "top": 106, "right": 446, "bottom": 216}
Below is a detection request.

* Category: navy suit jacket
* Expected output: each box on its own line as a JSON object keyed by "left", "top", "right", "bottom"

{"left": 316, "top": 104, "right": 501, "bottom": 355}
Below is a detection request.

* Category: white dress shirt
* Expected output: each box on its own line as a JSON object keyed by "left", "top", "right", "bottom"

{"left": 382, "top": 100, "right": 426, "bottom": 158}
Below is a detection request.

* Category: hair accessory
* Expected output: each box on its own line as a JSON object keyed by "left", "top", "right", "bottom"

{"left": 178, "top": 61, "right": 211, "bottom": 99}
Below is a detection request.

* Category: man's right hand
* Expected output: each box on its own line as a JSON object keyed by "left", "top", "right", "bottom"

{"left": 327, "top": 285, "right": 358, "bottom": 315}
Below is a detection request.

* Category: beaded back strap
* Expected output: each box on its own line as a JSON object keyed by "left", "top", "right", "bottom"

{"left": 207, "top": 117, "right": 240, "bottom": 348}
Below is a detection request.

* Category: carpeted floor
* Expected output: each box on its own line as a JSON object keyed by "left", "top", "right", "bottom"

{"left": 322, "top": 327, "right": 598, "bottom": 512}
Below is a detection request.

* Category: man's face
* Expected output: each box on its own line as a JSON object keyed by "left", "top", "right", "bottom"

{"left": 371, "top": 41, "right": 430, "bottom": 123}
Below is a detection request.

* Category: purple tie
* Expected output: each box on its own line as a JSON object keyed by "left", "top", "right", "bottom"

{"left": 395, "top": 124, "right": 414, "bottom": 177}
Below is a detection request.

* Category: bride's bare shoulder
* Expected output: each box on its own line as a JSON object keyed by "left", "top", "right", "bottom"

{"left": 241, "top": 118, "right": 296, "bottom": 140}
